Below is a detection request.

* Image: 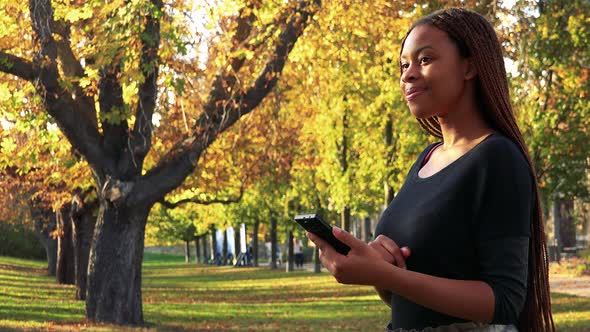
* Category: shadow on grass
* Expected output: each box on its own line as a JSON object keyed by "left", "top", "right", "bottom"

{"left": 551, "top": 292, "right": 590, "bottom": 313}
{"left": 0, "top": 279, "right": 74, "bottom": 292}
{"left": 139, "top": 300, "right": 386, "bottom": 331}
{"left": 0, "top": 304, "right": 83, "bottom": 322}
{"left": 0, "top": 263, "right": 46, "bottom": 274}
{"left": 1, "top": 255, "right": 589, "bottom": 332}
{"left": 142, "top": 286, "right": 372, "bottom": 304}
{"left": 143, "top": 266, "right": 317, "bottom": 283}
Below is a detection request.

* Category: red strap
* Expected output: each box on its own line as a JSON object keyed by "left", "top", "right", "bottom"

{"left": 421, "top": 142, "right": 443, "bottom": 167}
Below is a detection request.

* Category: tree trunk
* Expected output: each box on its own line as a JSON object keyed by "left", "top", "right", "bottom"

{"left": 201, "top": 235, "right": 208, "bottom": 263}
{"left": 338, "top": 108, "right": 351, "bottom": 233}
{"left": 211, "top": 226, "right": 218, "bottom": 263}
{"left": 384, "top": 183, "right": 395, "bottom": 210}
{"left": 71, "top": 196, "right": 97, "bottom": 300}
{"left": 85, "top": 203, "right": 150, "bottom": 324}
{"left": 270, "top": 216, "right": 277, "bottom": 269}
{"left": 184, "top": 240, "right": 190, "bottom": 263}
{"left": 384, "top": 115, "right": 395, "bottom": 212}
{"left": 46, "top": 237, "right": 58, "bottom": 276}
{"left": 286, "top": 230, "right": 294, "bottom": 272}
{"left": 314, "top": 246, "right": 321, "bottom": 273}
{"left": 363, "top": 217, "right": 372, "bottom": 243}
{"left": 56, "top": 204, "right": 75, "bottom": 285}
{"left": 222, "top": 228, "right": 228, "bottom": 264}
{"left": 31, "top": 202, "right": 57, "bottom": 276}
{"left": 253, "top": 220, "right": 259, "bottom": 267}
{"left": 554, "top": 198, "right": 576, "bottom": 248}
{"left": 36, "top": 226, "right": 57, "bottom": 277}
{"left": 341, "top": 206, "right": 351, "bottom": 232}
{"left": 553, "top": 201, "right": 561, "bottom": 250}
{"left": 194, "top": 236, "right": 200, "bottom": 263}
{"left": 234, "top": 227, "right": 240, "bottom": 260}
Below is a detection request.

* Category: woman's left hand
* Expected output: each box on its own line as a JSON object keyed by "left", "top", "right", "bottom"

{"left": 307, "top": 227, "right": 392, "bottom": 286}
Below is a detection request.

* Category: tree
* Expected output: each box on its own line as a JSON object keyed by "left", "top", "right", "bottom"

{"left": 28, "top": 196, "right": 58, "bottom": 275}
{"left": 70, "top": 189, "right": 98, "bottom": 300}
{"left": 55, "top": 203, "right": 75, "bottom": 284}
{"left": 0, "top": 0, "right": 320, "bottom": 324}
{"left": 0, "top": 168, "right": 62, "bottom": 276}
{"left": 506, "top": 0, "right": 590, "bottom": 249}
{"left": 221, "top": 116, "right": 300, "bottom": 269}
{"left": 280, "top": 0, "right": 433, "bottom": 233}
{"left": 0, "top": 88, "right": 97, "bottom": 289}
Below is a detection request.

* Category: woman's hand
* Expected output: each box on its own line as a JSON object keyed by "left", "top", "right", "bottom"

{"left": 366, "top": 235, "right": 411, "bottom": 306}
{"left": 307, "top": 227, "right": 397, "bottom": 286}
{"left": 368, "top": 235, "right": 411, "bottom": 269}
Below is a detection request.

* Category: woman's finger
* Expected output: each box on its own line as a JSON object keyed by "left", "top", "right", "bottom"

{"left": 306, "top": 231, "right": 336, "bottom": 259}
{"left": 373, "top": 235, "right": 410, "bottom": 269}
{"left": 368, "top": 241, "right": 395, "bottom": 263}
{"left": 332, "top": 227, "right": 366, "bottom": 251}
{"left": 401, "top": 246, "right": 411, "bottom": 258}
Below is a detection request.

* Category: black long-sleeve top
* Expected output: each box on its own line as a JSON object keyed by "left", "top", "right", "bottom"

{"left": 375, "top": 133, "right": 531, "bottom": 330}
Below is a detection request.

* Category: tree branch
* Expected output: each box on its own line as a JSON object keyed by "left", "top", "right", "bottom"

{"left": 200, "top": 1, "right": 295, "bottom": 134}
{"left": 52, "top": 20, "right": 85, "bottom": 78}
{"left": 98, "top": 65, "right": 129, "bottom": 164}
{"left": 30, "top": 0, "right": 60, "bottom": 94}
{"left": 129, "top": 0, "right": 321, "bottom": 208}
{"left": 211, "top": 0, "right": 322, "bottom": 135}
{"left": 0, "top": 166, "right": 28, "bottom": 179}
{"left": 228, "top": 1, "right": 261, "bottom": 72}
{"left": 71, "top": 187, "right": 98, "bottom": 218}
{"left": 121, "top": 0, "right": 163, "bottom": 177}
{"left": 50, "top": 19, "right": 100, "bottom": 136}
{"left": 158, "top": 184, "right": 245, "bottom": 209}
{"left": 0, "top": 51, "right": 39, "bottom": 81}
{"left": 29, "top": 0, "right": 106, "bottom": 174}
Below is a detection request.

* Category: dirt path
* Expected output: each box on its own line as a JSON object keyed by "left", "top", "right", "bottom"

{"left": 549, "top": 274, "right": 590, "bottom": 297}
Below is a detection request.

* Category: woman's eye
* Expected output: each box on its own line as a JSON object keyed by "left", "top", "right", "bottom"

{"left": 419, "top": 57, "right": 431, "bottom": 64}
{"left": 400, "top": 63, "right": 409, "bottom": 70}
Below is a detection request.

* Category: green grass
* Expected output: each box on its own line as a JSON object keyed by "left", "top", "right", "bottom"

{"left": 0, "top": 253, "right": 588, "bottom": 331}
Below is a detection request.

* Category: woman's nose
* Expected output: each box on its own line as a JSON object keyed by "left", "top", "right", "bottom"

{"left": 401, "top": 63, "right": 419, "bottom": 83}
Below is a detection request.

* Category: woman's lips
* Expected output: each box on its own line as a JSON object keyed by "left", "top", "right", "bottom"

{"left": 405, "top": 87, "right": 426, "bottom": 101}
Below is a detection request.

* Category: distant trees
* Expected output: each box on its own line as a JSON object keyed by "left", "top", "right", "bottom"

{"left": 506, "top": 0, "right": 590, "bottom": 249}
{"left": 1, "top": 0, "right": 588, "bottom": 327}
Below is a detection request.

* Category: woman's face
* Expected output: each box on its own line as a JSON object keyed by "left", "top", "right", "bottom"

{"left": 399, "top": 24, "right": 472, "bottom": 119}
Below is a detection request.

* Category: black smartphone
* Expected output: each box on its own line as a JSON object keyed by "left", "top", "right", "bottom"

{"left": 294, "top": 214, "right": 350, "bottom": 255}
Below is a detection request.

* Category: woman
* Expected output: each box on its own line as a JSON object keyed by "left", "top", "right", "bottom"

{"left": 307, "top": 8, "right": 555, "bottom": 332}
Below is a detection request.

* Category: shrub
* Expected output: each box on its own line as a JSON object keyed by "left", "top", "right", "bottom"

{"left": 0, "top": 222, "right": 45, "bottom": 259}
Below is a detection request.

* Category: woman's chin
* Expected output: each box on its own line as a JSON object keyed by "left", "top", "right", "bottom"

{"left": 409, "top": 107, "right": 433, "bottom": 120}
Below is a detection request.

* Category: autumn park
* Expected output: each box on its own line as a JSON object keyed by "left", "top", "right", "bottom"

{"left": 0, "top": 0, "right": 589, "bottom": 331}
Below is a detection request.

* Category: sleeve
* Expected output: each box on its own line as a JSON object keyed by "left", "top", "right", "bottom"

{"left": 473, "top": 139, "right": 533, "bottom": 325}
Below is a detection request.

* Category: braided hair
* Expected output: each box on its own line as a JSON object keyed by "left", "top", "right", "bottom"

{"left": 400, "top": 8, "right": 555, "bottom": 332}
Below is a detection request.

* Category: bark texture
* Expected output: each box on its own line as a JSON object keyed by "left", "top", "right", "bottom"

{"left": 85, "top": 205, "right": 150, "bottom": 324}
{"left": 56, "top": 204, "right": 75, "bottom": 285}
{"left": 71, "top": 195, "right": 98, "bottom": 300}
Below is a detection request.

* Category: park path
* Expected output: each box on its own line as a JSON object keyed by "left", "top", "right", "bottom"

{"left": 549, "top": 274, "right": 590, "bottom": 297}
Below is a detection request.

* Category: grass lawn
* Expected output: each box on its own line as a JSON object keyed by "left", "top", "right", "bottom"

{"left": 0, "top": 254, "right": 588, "bottom": 331}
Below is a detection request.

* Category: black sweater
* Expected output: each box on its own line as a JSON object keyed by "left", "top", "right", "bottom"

{"left": 375, "top": 133, "right": 532, "bottom": 330}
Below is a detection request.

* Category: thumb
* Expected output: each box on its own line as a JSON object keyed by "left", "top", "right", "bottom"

{"left": 332, "top": 226, "right": 363, "bottom": 250}
{"left": 401, "top": 246, "right": 411, "bottom": 258}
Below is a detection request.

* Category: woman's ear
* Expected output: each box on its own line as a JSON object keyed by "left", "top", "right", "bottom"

{"left": 464, "top": 58, "right": 477, "bottom": 80}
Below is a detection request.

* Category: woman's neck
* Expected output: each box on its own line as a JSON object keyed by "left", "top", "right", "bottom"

{"left": 436, "top": 86, "right": 493, "bottom": 148}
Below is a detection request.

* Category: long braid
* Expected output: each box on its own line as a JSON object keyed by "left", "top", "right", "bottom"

{"left": 402, "top": 8, "right": 555, "bottom": 332}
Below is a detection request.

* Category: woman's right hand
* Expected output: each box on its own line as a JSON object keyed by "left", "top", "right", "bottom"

{"left": 368, "top": 235, "right": 411, "bottom": 269}
{"left": 368, "top": 235, "right": 411, "bottom": 306}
